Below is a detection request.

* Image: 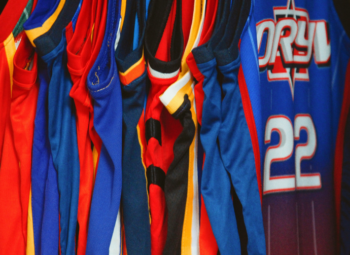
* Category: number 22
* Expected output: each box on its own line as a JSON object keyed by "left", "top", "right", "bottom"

{"left": 263, "top": 114, "right": 321, "bottom": 195}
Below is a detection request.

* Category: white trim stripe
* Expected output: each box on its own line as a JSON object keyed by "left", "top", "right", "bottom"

{"left": 109, "top": 209, "right": 121, "bottom": 255}
{"left": 148, "top": 63, "right": 179, "bottom": 79}
{"left": 159, "top": 72, "right": 191, "bottom": 107}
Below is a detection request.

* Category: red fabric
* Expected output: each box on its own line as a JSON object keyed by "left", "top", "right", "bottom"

{"left": 182, "top": 0, "right": 194, "bottom": 52}
{"left": 0, "top": 34, "right": 39, "bottom": 254}
{"left": 334, "top": 60, "right": 350, "bottom": 253}
{"left": 0, "top": 119, "right": 24, "bottom": 254}
{"left": 186, "top": 1, "right": 219, "bottom": 253}
{"left": 0, "top": 41, "right": 12, "bottom": 163}
{"left": 155, "top": 0, "right": 177, "bottom": 62}
{"left": 149, "top": 185, "right": 168, "bottom": 254}
{"left": 147, "top": 3, "right": 183, "bottom": 253}
{"left": 145, "top": 68, "right": 182, "bottom": 255}
{"left": 66, "top": 0, "right": 106, "bottom": 253}
{"left": 199, "top": 0, "right": 218, "bottom": 46}
{"left": 186, "top": 0, "right": 218, "bottom": 126}
{"left": 238, "top": 65, "right": 263, "bottom": 203}
{"left": 0, "top": 0, "right": 28, "bottom": 42}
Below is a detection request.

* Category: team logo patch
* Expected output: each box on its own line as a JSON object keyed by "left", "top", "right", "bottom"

{"left": 256, "top": 0, "right": 331, "bottom": 97}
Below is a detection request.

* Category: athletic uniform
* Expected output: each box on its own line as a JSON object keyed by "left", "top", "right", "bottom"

{"left": 192, "top": 0, "right": 244, "bottom": 253}
{"left": 66, "top": 0, "right": 107, "bottom": 253}
{"left": 24, "top": 0, "right": 65, "bottom": 46}
{"left": 30, "top": 0, "right": 81, "bottom": 254}
{"left": 158, "top": 0, "right": 206, "bottom": 253}
{"left": 86, "top": 0, "right": 123, "bottom": 253}
{"left": 22, "top": 1, "right": 66, "bottom": 253}
{"left": 215, "top": 0, "right": 266, "bottom": 253}
{"left": 144, "top": 0, "right": 183, "bottom": 253}
{"left": 0, "top": 0, "right": 34, "bottom": 253}
{"left": 31, "top": 58, "right": 60, "bottom": 255}
{"left": 115, "top": 0, "right": 151, "bottom": 254}
{"left": 186, "top": 0, "right": 219, "bottom": 253}
{"left": 12, "top": 33, "right": 39, "bottom": 255}
{"left": 243, "top": 0, "right": 350, "bottom": 254}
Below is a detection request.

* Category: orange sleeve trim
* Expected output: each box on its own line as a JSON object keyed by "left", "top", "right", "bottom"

{"left": 119, "top": 56, "right": 145, "bottom": 86}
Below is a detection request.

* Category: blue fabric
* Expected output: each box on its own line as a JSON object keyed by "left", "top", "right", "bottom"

{"left": 133, "top": 16, "right": 139, "bottom": 50}
{"left": 196, "top": 58, "right": 241, "bottom": 255}
{"left": 192, "top": 0, "right": 241, "bottom": 253}
{"left": 251, "top": 0, "right": 350, "bottom": 254}
{"left": 120, "top": 72, "right": 151, "bottom": 255}
{"left": 217, "top": 56, "right": 266, "bottom": 254}
{"left": 197, "top": 126, "right": 203, "bottom": 214}
{"left": 86, "top": 0, "right": 122, "bottom": 253}
{"left": 23, "top": 0, "right": 60, "bottom": 30}
{"left": 31, "top": 60, "right": 59, "bottom": 255}
{"left": 41, "top": 34, "right": 80, "bottom": 255}
{"left": 33, "top": 0, "right": 81, "bottom": 57}
{"left": 115, "top": 0, "right": 151, "bottom": 253}
{"left": 71, "top": 0, "right": 82, "bottom": 30}
{"left": 145, "top": 0, "right": 150, "bottom": 19}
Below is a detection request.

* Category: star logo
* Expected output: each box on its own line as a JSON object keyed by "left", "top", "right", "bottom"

{"left": 256, "top": 0, "right": 331, "bottom": 99}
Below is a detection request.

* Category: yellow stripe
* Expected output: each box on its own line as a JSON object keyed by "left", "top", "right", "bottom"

{"left": 181, "top": 87, "right": 197, "bottom": 255}
{"left": 26, "top": 190, "right": 35, "bottom": 255}
{"left": 119, "top": 52, "right": 145, "bottom": 76}
{"left": 177, "top": 3, "right": 206, "bottom": 251}
{"left": 157, "top": 0, "right": 205, "bottom": 253}
{"left": 136, "top": 123, "right": 151, "bottom": 224}
{"left": 120, "top": 0, "right": 127, "bottom": 32}
{"left": 25, "top": 0, "right": 66, "bottom": 46}
{"left": 166, "top": 79, "right": 193, "bottom": 115}
{"left": 93, "top": 146, "right": 98, "bottom": 182}
{"left": 91, "top": 23, "right": 95, "bottom": 42}
{"left": 179, "top": 0, "right": 204, "bottom": 78}
{"left": 4, "top": 34, "right": 16, "bottom": 97}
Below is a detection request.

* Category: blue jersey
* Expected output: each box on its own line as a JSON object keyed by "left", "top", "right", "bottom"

{"left": 31, "top": 59, "right": 59, "bottom": 255}
{"left": 240, "top": 0, "right": 350, "bottom": 254}
{"left": 86, "top": 0, "right": 123, "bottom": 253}
{"left": 192, "top": 0, "right": 242, "bottom": 253}
{"left": 115, "top": 0, "right": 151, "bottom": 253}
{"left": 33, "top": 0, "right": 81, "bottom": 254}
{"left": 193, "top": 0, "right": 266, "bottom": 253}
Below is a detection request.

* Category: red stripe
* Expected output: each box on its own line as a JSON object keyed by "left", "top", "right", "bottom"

{"left": 334, "top": 60, "right": 350, "bottom": 253}
{"left": 238, "top": 65, "right": 263, "bottom": 204}
{"left": 119, "top": 59, "right": 145, "bottom": 86}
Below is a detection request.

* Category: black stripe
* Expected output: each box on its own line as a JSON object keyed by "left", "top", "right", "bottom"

{"left": 147, "top": 165, "right": 165, "bottom": 190}
{"left": 145, "top": 118, "right": 162, "bottom": 145}
{"left": 145, "top": 0, "right": 183, "bottom": 74}
{"left": 172, "top": 94, "right": 191, "bottom": 119}
{"left": 163, "top": 96, "right": 195, "bottom": 255}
